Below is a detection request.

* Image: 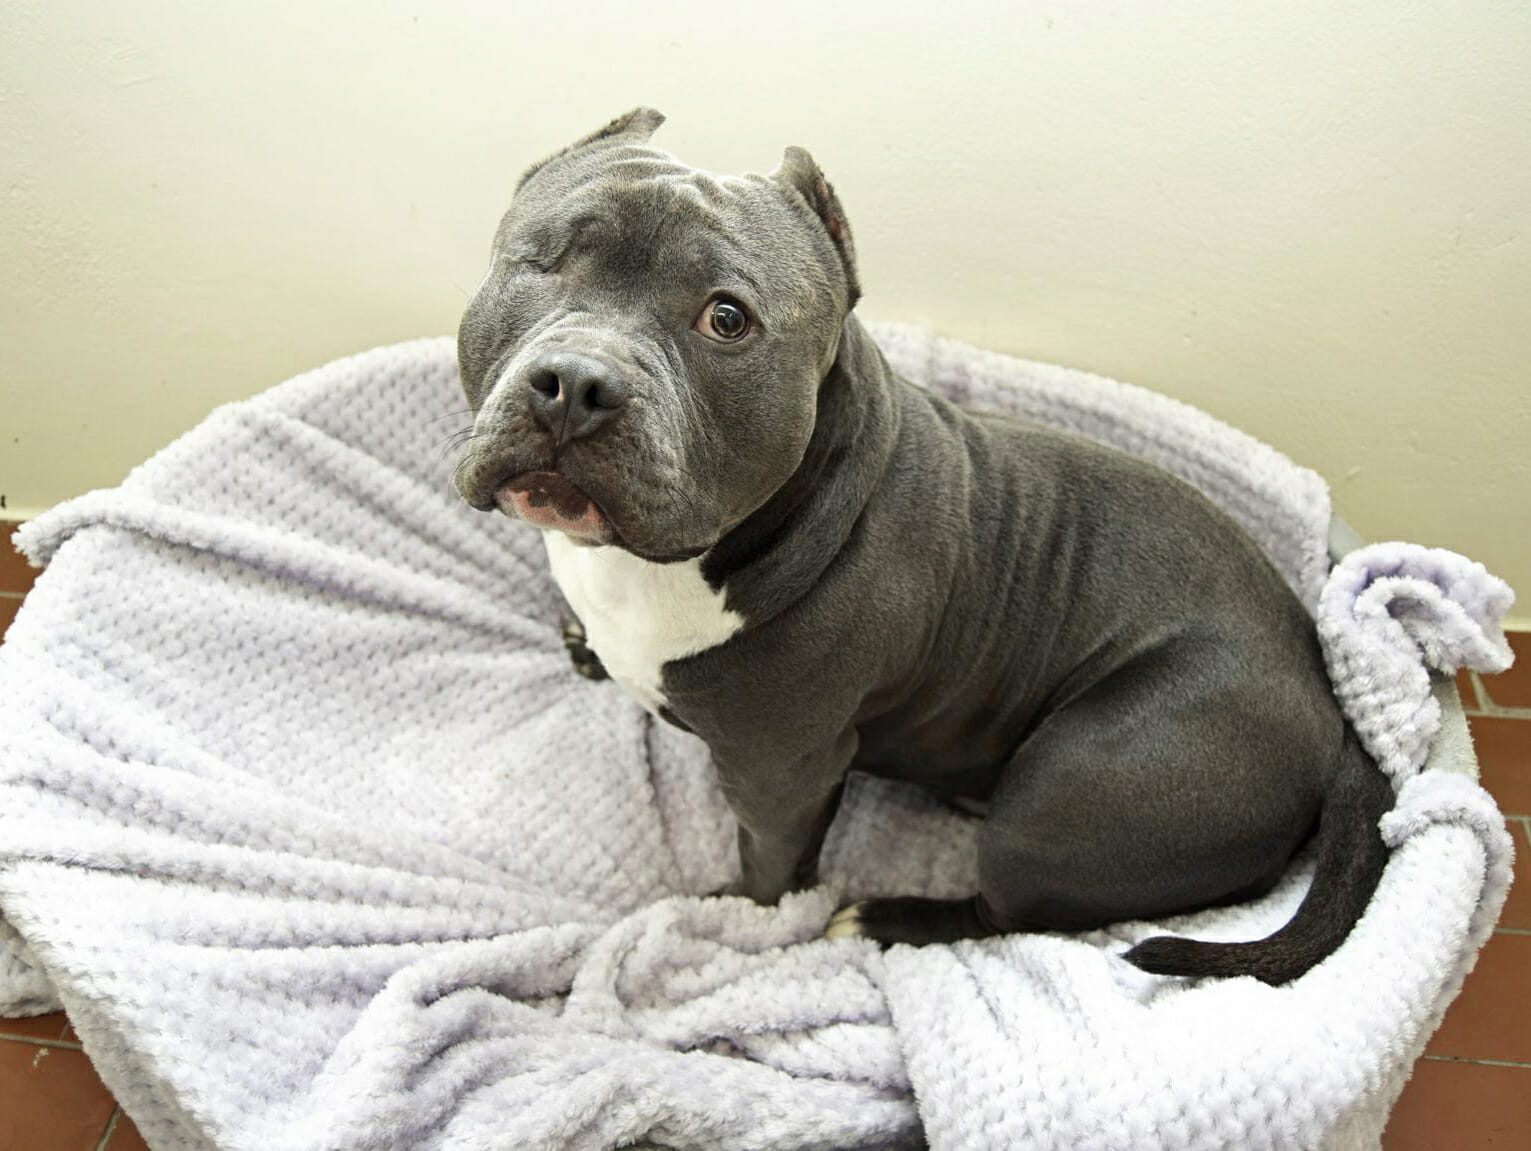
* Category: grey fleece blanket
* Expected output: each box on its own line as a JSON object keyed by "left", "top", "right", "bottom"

{"left": 0, "top": 323, "right": 1515, "bottom": 1150}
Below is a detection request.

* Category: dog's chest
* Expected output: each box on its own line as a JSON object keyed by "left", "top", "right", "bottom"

{"left": 542, "top": 533, "right": 744, "bottom": 714}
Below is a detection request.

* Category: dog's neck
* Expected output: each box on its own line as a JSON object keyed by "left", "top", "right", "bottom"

{"left": 700, "top": 313, "right": 902, "bottom": 624}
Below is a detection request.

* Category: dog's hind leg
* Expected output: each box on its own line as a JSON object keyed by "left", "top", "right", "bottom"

{"left": 834, "top": 657, "right": 1337, "bottom": 951}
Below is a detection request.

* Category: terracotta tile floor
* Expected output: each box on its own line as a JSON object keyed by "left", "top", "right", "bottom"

{"left": 1, "top": 530, "right": 1528, "bottom": 1147}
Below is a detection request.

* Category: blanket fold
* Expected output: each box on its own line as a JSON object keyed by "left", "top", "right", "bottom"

{"left": 0, "top": 325, "right": 1516, "bottom": 1151}
{"left": 1319, "top": 543, "right": 1515, "bottom": 784}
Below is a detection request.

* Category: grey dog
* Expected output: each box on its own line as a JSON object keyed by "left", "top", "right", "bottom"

{"left": 453, "top": 109, "right": 1393, "bottom": 984}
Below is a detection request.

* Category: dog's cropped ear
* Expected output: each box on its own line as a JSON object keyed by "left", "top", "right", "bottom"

{"left": 773, "top": 146, "right": 861, "bottom": 310}
{"left": 517, "top": 108, "right": 666, "bottom": 191}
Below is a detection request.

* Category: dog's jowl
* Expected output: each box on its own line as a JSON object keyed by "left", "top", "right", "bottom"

{"left": 453, "top": 109, "right": 1394, "bottom": 985}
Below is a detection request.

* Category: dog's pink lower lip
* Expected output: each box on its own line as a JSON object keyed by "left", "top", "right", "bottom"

{"left": 495, "top": 471, "right": 612, "bottom": 540}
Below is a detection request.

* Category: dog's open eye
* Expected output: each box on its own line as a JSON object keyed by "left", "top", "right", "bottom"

{"left": 696, "top": 297, "right": 751, "bottom": 342}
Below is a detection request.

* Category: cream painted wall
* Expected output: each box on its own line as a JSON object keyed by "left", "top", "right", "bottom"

{"left": 3, "top": 1, "right": 1528, "bottom": 613}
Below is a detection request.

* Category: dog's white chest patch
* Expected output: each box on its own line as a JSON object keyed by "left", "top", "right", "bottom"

{"left": 542, "top": 533, "right": 744, "bottom": 714}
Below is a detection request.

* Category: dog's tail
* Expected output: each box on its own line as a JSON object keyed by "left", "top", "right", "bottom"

{"left": 1124, "top": 729, "right": 1394, "bottom": 986}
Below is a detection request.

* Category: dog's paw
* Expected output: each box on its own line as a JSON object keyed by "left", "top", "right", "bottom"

{"left": 561, "top": 619, "right": 609, "bottom": 681}
{"left": 825, "top": 896, "right": 994, "bottom": 947}
{"left": 824, "top": 903, "right": 868, "bottom": 941}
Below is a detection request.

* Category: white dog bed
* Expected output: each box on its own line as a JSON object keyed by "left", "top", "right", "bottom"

{"left": 0, "top": 324, "right": 1515, "bottom": 1150}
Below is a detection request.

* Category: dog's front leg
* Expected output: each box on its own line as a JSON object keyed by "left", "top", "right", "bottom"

{"left": 715, "top": 729, "right": 855, "bottom": 905}
{"left": 733, "top": 782, "right": 846, "bottom": 903}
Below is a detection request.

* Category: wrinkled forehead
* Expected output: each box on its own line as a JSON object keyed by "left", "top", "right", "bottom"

{"left": 496, "top": 146, "right": 819, "bottom": 296}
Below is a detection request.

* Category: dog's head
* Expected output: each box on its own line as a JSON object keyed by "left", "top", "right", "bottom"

{"left": 454, "top": 108, "right": 859, "bottom": 562}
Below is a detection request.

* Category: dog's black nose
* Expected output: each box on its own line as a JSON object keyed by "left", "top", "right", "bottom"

{"left": 524, "top": 351, "right": 630, "bottom": 441}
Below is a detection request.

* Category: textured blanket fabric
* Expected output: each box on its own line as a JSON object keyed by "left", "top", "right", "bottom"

{"left": 0, "top": 324, "right": 1516, "bottom": 1150}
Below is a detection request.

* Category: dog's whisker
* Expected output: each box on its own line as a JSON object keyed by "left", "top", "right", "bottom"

{"left": 426, "top": 408, "right": 477, "bottom": 426}
{"left": 432, "top": 427, "right": 482, "bottom": 467}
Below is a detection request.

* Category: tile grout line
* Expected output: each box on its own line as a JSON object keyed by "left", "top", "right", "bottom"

{"left": 93, "top": 1105, "right": 122, "bottom": 1151}
{"left": 1422, "top": 1054, "right": 1531, "bottom": 1073}
{"left": 1461, "top": 670, "right": 1531, "bottom": 720}
{"left": 1472, "top": 702, "right": 1531, "bottom": 719}
{"left": 1464, "top": 670, "right": 1490, "bottom": 714}
{"left": 0, "top": 1032, "right": 85, "bottom": 1051}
